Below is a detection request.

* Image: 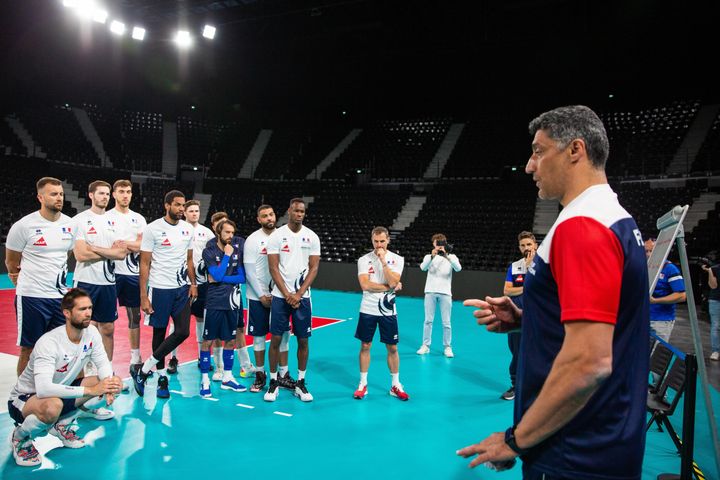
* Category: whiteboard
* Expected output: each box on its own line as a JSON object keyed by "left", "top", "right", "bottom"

{"left": 646, "top": 205, "right": 688, "bottom": 294}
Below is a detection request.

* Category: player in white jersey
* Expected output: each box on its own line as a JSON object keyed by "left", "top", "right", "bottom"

{"left": 72, "top": 180, "right": 128, "bottom": 368}
{"left": 131, "top": 190, "right": 197, "bottom": 400}
{"left": 354, "top": 226, "right": 409, "bottom": 401}
{"left": 166, "top": 200, "right": 214, "bottom": 374}
{"left": 264, "top": 198, "right": 320, "bottom": 402}
{"left": 105, "top": 179, "right": 147, "bottom": 372}
{"left": 244, "top": 204, "right": 291, "bottom": 393}
{"left": 5, "top": 177, "right": 75, "bottom": 375}
{"left": 7, "top": 289, "right": 123, "bottom": 466}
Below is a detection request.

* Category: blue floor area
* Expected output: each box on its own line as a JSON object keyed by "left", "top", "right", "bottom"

{"left": 0, "top": 288, "right": 718, "bottom": 479}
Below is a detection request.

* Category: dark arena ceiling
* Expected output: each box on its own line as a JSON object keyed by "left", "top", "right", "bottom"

{"left": 0, "top": 0, "right": 717, "bottom": 119}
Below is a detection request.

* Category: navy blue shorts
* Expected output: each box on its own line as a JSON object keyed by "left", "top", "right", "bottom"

{"left": 203, "top": 309, "right": 239, "bottom": 341}
{"left": 115, "top": 274, "right": 140, "bottom": 308}
{"left": 8, "top": 378, "right": 82, "bottom": 425}
{"left": 15, "top": 295, "right": 65, "bottom": 347}
{"left": 355, "top": 313, "right": 399, "bottom": 344}
{"left": 76, "top": 282, "right": 118, "bottom": 323}
{"left": 191, "top": 283, "right": 209, "bottom": 318}
{"left": 270, "top": 296, "right": 312, "bottom": 338}
{"left": 146, "top": 286, "right": 191, "bottom": 328}
{"left": 247, "top": 299, "right": 270, "bottom": 337}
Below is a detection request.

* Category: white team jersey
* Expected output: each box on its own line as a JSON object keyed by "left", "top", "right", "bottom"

{"left": 140, "top": 218, "right": 194, "bottom": 289}
{"left": 105, "top": 208, "right": 147, "bottom": 276}
{"left": 190, "top": 223, "right": 214, "bottom": 285}
{"left": 266, "top": 224, "right": 321, "bottom": 298}
{"left": 6, "top": 211, "right": 75, "bottom": 298}
{"left": 10, "top": 324, "right": 111, "bottom": 400}
{"left": 243, "top": 228, "right": 273, "bottom": 300}
{"left": 357, "top": 250, "right": 404, "bottom": 316}
{"left": 72, "top": 209, "right": 118, "bottom": 286}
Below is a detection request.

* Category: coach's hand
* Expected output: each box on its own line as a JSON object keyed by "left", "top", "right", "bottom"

{"left": 141, "top": 296, "right": 154, "bottom": 315}
{"left": 457, "top": 432, "right": 518, "bottom": 469}
{"left": 464, "top": 296, "right": 522, "bottom": 333}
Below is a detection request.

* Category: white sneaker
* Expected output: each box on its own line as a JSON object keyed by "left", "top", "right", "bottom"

{"left": 294, "top": 379, "right": 313, "bottom": 402}
{"left": 78, "top": 406, "right": 115, "bottom": 420}
{"left": 240, "top": 365, "right": 257, "bottom": 378}
{"left": 444, "top": 346, "right": 454, "bottom": 358}
{"left": 11, "top": 429, "right": 42, "bottom": 466}
{"left": 48, "top": 422, "right": 85, "bottom": 449}
{"left": 711, "top": 352, "right": 719, "bottom": 361}
{"left": 264, "top": 378, "right": 279, "bottom": 402}
{"left": 211, "top": 371, "right": 223, "bottom": 382}
{"left": 416, "top": 345, "right": 430, "bottom": 355}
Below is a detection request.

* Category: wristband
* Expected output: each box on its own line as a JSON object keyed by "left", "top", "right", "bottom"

{"left": 504, "top": 426, "right": 529, "bottom": 455}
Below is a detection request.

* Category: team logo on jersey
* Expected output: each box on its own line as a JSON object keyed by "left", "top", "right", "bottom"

{"left": 131, "top": 218, "right": 138, "bottom": 224}
{"left": 260, "top": 246, "right": 267, "bottom": 255}
{"left": 35, "top": 229, "right": 43, "bottom": 234}
{"left": 516, "top": 275, "right": 524, "bottom": 283}
{"left": 161, "top": 238, "right": 172, "bottom": 246}
{"left": 62, "top": 227, "right": 72, "bottom": 234}
{"left": 87, "top": 226, "right": 97, "bottom": 235}
{"left": 56, "top": 363, "right": 69, "bottom": 373}
{"left": 377, "top": 292, "right": 396, "bottom": 317}
{"left": 107, "top": 220, "right": 115, "bottom": 227}
{"left": 368, "top": 265, "right": 375, "bottom": 274}
{"left": 281, "top": 244, "right": 290, "bottom": 253}
{"left": 82, "top": 342, "right": 93, "bottom": 352}
{"left": 33, "top": 236, "right": 47, "bottom": 246}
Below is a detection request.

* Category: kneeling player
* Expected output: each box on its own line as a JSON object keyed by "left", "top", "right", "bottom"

{"left": 8, "top": 289, "right": 122, "bottom": 466}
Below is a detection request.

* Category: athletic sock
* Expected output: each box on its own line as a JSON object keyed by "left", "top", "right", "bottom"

{"left": 141, "top": 356, "right": 159, "bottom": 375}
{"left": 195, "top": 320, "right": 204, "bottom": 356}
{"left": 15, "top": 414, "right": 50, "bottom": 440}
{"left": 157, "top": 368, "right": 167, "bottom": 377}
{"left": 391, "top": 373, "right": 400, "bottom": 387}
{"left": 359, "top": 372, "right": 368, "bottom": 386}
{"left": 130, "top": 349, "right": 141, "bottom": 364}
{"left": 213, "top": 347, "right": 223, "bottom": 370}
{"left": 270, "top": 371, "right": 278, "bottom": 381}
{"left": 297, "top": 370, "right": 306, "bottom": 381}
{"left": 278, "top": 365, "right": 288, "bottom": 376}
{"left": 200, "top": 350, "right": 211, "bottom": 373}
{"left": 237, "top": 346, "right": 252, "bottom": 369}
{"left": 222, "top": 349, "right": 235, "bottom": 374}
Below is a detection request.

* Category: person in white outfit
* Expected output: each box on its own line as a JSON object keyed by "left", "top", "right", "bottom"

{"left": 417, "top": 233, "right": 461, "bottom": 358}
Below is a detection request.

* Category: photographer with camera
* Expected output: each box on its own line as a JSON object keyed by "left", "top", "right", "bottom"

{"left": 702, "top": 258, "right": 719, "bottom": 360}
{"left": 644, "top": 238, "right": 686, "bottom": 344}
{"left": 417, "top": 234, "right": 461, "bottom": 358}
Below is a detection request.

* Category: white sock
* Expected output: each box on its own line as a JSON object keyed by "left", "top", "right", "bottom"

{"left": 142, "top": 356, "right": 159, "bottom": 375}
{"left": 213, "top": 347, "right": 223, "bottom": 369}
{"left": 157, "top": 368, "right": 167, "bottom": 377}
{"left": 278, "top": 365, "right": 288, "bottom": 376}
{"left": 237, "top": 346, "right": 252, "bottom": 369}
{"left": 201, "top": 372, "right": 209, "bottom": 385}
{"left": 130, "top": 349, "right": 141, "bottom": 364}
{"left": 359, "top": 372, "right": 368, "bottom": 386}
{"left": 391, "top": 373, "right": 400, "bottom": 387}
{"left": 270, "top": 371, "right": 278, "bottom": 380}
{"left": 15, "top": 414, "right": 50, "bottom": 440}
{"left": 297, "top": 370, "right": 306, "bottom": 381}
{"left": 222, "top": 370, "right": 234, "bottom": 382}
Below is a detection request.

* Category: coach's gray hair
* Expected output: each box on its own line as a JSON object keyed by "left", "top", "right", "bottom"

{"left": 528, "top": 105, "right": 609, "bottom": 169}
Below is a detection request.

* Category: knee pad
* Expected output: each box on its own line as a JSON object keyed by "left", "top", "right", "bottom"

{"left": 253, "top": 336, "right": 266, "bottom": 352}
{"left": 279, "top": 331, "right": 290, "bottom": 352}
{"left": 127, "top": 308, "right": 141, "bottom": 329}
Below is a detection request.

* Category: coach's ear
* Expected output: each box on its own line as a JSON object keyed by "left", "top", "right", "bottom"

{"left": 568, "top": 138, "right": 586, "bottom": 165}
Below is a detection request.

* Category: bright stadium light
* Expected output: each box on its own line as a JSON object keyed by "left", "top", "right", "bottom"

{"left": 202, "top": 25, "right": 216, "bottom": 39}
{"left": 132, "top": 27, "right": 146, "bottom": 40}
{"left": 93, "top": 9, "right": 108, "bottom": 24}
{"left": 174, "top": 30, "right": 192, "bottom": 48}
{"left": 110, "top": 20, "right": 126, "bottom": 35}
{"left": 62, "top": 0, "right": 78, "bottom": 7}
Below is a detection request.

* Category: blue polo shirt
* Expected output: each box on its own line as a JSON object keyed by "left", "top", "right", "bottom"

{"left": 650, "top": 261, "right": 685, "bottom": 321}
{"left": 202, "top": 237, "right": 245, "bottom": 311}
{"left": 505, "top": 258, "right": 527, "bottom": 308}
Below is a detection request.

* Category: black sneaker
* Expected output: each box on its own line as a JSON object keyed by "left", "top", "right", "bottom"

{"left": 294, "top": 378, "right": 313, "bottom": 402}
{"left": 157, "top": 375, "right": 170, "bottom": 399}
{"left": 130, "top": 366, "right": 151, "bottom": 397}
{"left": 167, "top": 357, "right": 179, "bottom": 375}
{"left": 263, "top": 379, "right": 279, "bottom": 402}
{"left": 500, "top": 387, "right": 515, "bottom": 401}
{"left": 250, "top": 371, "right": 267, "bottom": 393}
{"left": 277, "top": 372, "right": 297, "bottom": 390}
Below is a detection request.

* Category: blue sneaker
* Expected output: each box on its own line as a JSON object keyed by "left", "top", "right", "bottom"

{"left": 130, "top": 365, "right": 151, "bottom": 397}
{"left": 157, "top": 375, "right": 170, "bottom": 399}
{"left": 200, "top": 382, "right": 212, "bottom": 398}
{"left": 221, "top": 377, "right": 247, "bottom": 392}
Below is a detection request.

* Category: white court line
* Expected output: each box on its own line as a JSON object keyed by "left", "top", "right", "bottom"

{"left": 273, "top": 411, "right": 292, "bottom": 417}
{"left": 236, "top": 403, "right": 255, "bottom": 409}
{"left": 201, "top": 397, "right": 219, "bottom": 402}
{"left": 170, "top": 390, "right": 186, "bottom": 395}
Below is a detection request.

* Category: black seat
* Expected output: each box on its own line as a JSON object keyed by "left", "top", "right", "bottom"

{"left": 646, "top": 356, "right": 687, "bottom": 453}
{"left": 648, "top": 342, "right": 674, "bottom": 394}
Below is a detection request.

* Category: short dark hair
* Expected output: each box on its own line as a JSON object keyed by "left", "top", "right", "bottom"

{"left": 257, "top": 204, "right": 274, "bottom": 215}
{"left": 211, "top": 211, "right": 229, "bottom": 225}
{"left": 431, "top": 233, "right": 446, "bottom": 243}
{"left": 518, "top": 231, "right": 536, "bottom": 243}
{"left": 164, "top": 190, "right": 185, "bottom": 205}
{"left": 289, "top": 198, "right": 305, "bottom": 207}
{"left": 88, "top": 180, "right": 111, "bottom": 194}
{"left": 528, "top": 105, "right": 609, "bottom": 169}
{"left": 113, "top": 179, "right": 132, "bottom": 191}
{"left": 61, "top": 288, "right": 90, "bottom": 312}
{"left": 36, "top": 177, "right": 62, "bottom": 192}
{"left": 371, "top": 226, "right": 389, "bottom": 238}
{"left": 184, "top": 200, "right": 200, "bottom": 209}
{"left": 215, "top": 219, "right": 237, "bottom": 236}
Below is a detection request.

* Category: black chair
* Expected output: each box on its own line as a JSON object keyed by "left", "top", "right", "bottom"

{"left": 648, "top": 342, "right": 674, "bottom": 394}
{"left": 646, "top": 356, "right": 687, "bottom": 453}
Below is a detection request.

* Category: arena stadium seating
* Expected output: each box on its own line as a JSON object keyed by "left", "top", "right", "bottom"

{"left": 693, "top": 110, "right": 720, "bottom": 174}
{"left": 121, "top": 110, "right": 163, "bottom": 173}
{"left": 177, "top": 115, "right": 220, "bottom": 170}
{"left": 0, "top": 120, "right": 24, "bottom": 156}
{"left": 206, "top": 123, "right": 259, "bottom": 178}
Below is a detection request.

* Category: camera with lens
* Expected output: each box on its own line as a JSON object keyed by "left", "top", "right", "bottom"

{"left": 690, "top": 253, "right": 717, "bottom": 268}
{"left": 436, "top": 240, "right": 453, "bottom": 256}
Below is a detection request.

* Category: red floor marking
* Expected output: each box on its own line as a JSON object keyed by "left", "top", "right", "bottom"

{"left": 0, "top": 289, "right": 343, "bottom": 377}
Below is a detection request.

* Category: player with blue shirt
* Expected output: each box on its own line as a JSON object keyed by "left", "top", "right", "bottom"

{"left": 199, "top": 219, "right": 247, "bottom": 396}
{"left": 460, "top": 106, "right": 649, "bottom": 479}
{"left": 131, "top": 190, "right": 197, "bottom": 399}
{"left": 5, "top": 177, "right": 76, "bottom": 376}
{"left": 644, "top": 238, "right": 686, "bottom": 343}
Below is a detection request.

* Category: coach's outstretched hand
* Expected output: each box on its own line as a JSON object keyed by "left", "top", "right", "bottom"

{"left": 463, "top": 296, "right": 522, "bottom": 333}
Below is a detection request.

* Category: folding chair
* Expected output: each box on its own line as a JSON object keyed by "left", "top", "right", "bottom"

{"left": 646, "top": 356, "right": 687, "bottom": 453}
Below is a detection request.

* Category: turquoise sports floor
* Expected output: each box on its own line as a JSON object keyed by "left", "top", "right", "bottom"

{"left": 0, "top": 287, "right": 718, "bottom": 479}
